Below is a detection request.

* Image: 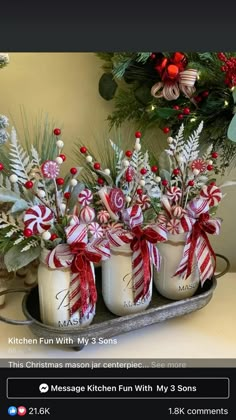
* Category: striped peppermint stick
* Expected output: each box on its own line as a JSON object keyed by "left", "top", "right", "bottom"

{"left": 65, "top": 223, "right": 87, "bottom": 244}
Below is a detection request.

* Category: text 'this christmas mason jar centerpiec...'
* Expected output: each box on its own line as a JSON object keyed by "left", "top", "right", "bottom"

{"left": 154, "top": 122, "right": 223, "bottom": 300}
{"left": 77, "top": 132, "right": 167, "bottom": 316}
{"left": 0, "top": 123, "right": 110, "bottom": 328}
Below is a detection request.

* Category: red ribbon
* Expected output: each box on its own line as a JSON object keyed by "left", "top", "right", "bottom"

{"left": 69, "top": 242, "right": 101, "bottom": 315}
{"left": 131, "top": 226, "right": 160, "bottom": 300}
{"left": 185, "top": 213, "right": 216, "bottom": 279}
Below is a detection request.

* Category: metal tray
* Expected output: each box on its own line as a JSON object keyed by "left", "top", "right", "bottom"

{"left": 0, "top": 269, "right": 218, "bottom": 351}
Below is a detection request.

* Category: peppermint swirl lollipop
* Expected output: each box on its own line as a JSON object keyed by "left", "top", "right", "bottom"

{"left": 172, "top": 205, "right": 184, "bottom": 219}
{"left": 41, "top": 160, "right": 60, "bottom": 179}
{"left": 200, "top": 184, "right": 222, "bottom": 207}
{"left": 136, "top": 194, "right": 151, "bottom": 210}
{"left": 24, "top": 205, "right": 54, "bottom": 234}
{"left": 88, "top": 222, "right": 103, "bottom": 238}
{"left": 157, "top": 213, "right": 168, "bottom": 226}
{"left": 190, "top": 158, "right": 207, "bottom": 173}
{"left": 97, "top": 210, "right": 110, "bottom": 224}
{"left": 78, "top": 188, "right": 93, "bottom": 207}
{"left": 79, "top": 206, "right": 95, "bottom": 224}
{"left": 166, "top": 218, "right": 180, "bottom": 234}
{"left": 166, "top": 186, "right": 182, "bottom": 203}
{"left": 109, "top": 188, "right": 125, "bottom": 213}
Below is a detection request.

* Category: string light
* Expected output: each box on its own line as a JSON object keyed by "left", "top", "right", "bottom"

{"left": 224, "top": 100, "right": 229, "bottom": 107}
{"left": 190, "top": 118, "right": 196, "bottom": 122}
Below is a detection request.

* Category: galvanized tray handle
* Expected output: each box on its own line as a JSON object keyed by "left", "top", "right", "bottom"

{"left": 215, "top": 254, "right": 230, "bottom": 278}
{"left": 0, "top": 288, "right": 34, "bottom": 325}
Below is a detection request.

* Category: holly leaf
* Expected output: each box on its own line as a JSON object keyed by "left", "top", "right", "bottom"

{"left": 154, "top": 108, "right": 178, "bottom": 119}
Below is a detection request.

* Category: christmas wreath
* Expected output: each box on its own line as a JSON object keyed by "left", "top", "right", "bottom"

{"left": 98, "top": 52, "right": 236, "bottom": 174}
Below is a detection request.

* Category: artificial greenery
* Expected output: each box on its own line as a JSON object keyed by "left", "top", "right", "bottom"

{"left": 97, "top": 52, "right": 236, "bottom": 173}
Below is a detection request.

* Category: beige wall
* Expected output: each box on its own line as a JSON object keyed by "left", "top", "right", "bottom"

{"left": 0, "top": 53, "right": 235, "bottom": 273}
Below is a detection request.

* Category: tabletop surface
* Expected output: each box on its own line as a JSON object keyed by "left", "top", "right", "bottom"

{"left": 0, "top": 272, "right": 235, "bottom": 360}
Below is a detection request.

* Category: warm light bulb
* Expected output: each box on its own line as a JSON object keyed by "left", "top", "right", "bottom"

{"left": 224, "top": 100, "right": 229, "bottom": 106}
{"left": 190, "top": 118, "right": 196, "bottom": 122}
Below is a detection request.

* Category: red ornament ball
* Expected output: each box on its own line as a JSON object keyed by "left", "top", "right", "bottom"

{"left": 183, "top": 107, "right": 190, "bottom": 115}
{"left": 202, "top": 90, "right": 209, "bottom": 98}
{"left": 25, "top": 181, "right": 34, "bottom": 189}
{"left": 173, "top": 168, "right": 180, "bottom": 176}
{"left": 56, "top": 177, "right": 64, "bottom": 185}
{"left": 135, "top": 131, "right": 142, "bottom": 138}
{"left": 97, "top": 178, "right": 104, "bottom": 185}
{"left": 53, "top": 128, "right": 61, "bottom": 136}
{"left": 151, "top": 165, "right": 158, "bottom": 173}
{"left": 137, "top": 188, "right": 143, "bottom": 195}
{"left": 70, "top": 167, "right": 77, "bottom": 175}
{"left": 80, "top": 146, "right": 87, "bottom": 154}
{"left": 140, "top": 168, "right": 147, "bottom": 175}
{"left": 50, "top": 233, "right": 58, "bottom": 241}
{"left": 178, "top": 114, "right": 184, "bottom": 119}
{"left": 0, "top": 163, "right": 4, "bottom": 171}
{"left": 173, "top": 105, "right": 180, "bottom": 110}
{"left": 94, "top": 162, "right": 101, "bottom": 170}
{"left": 188, "top": 180, "right": 195, "bottom": 187}
{"left": 125, "top": 150, "right": 132, "bottom": 158}
{"left": 167, "top": 64, "right": 179, "bottom": 79}
{"left": 163, "top": 127, "right": 170, "bottom": 134}
{"left": 211, "top": 152, "right": 218, "bottom": 159}
{"left": 64, "top": 192, "right": 71, "bottom": 200}
{"left": 207, "top": 164, "right": 214, "bottom": 171}
{"left": 59, "top": 154, "right": 66, "bottom": 161}
{"left": 23, "top": 228, "right": 33, "bottom": 238}
{"left": 126, "top": 174, "right": 133, "bottom": 182}
{"left": 162, "top": 180, "right": 168, "bottom": 186}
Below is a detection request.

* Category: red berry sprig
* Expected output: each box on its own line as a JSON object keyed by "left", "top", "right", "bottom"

{"left": 97, "top": 178, "right": 104, "bottom": 185}
{"left": 188, "top": 180, "right": 195, "bottom": 187}
{"left": 0, "top": 163, "right": 4, "bottom": 171}
{"left": 140, "top": 168, "right": 147, "bottom": 175}
{"left": 172, "top": 168, "right": 180, "bottom": 176}
{"left": 50, "top": 233, "right": 58, "bottom": 241}
{"left": 151, "top": 165, "right": 158, "bottom": 173}
{"left": 162, "top": 127, "right": 170, "bottom": 134}
{"left": 59, "top": 154, "right": 66, "bottom": 161}
{"left": 218, "top": 52, "right": 236, "bottom": 88}
{"left": 94, "top": 162, "right": 101, "bottom": 170}
{"left": 23, "top": 228, "right": 33, "bottom": 237}
{"left": 162, "top": 179, "right": 168, "bottom": 186}
{"left": 64, "top": 192, "right": 71, "bottom": 200}
{"left": 25, "top": 181, "right": 34, "bottom": 189}
{"left": 53, "top": 128, "right": 61, "bottom": 136}
{"left": 135, "top": 131, "right": 142, "bottom": 138}
{"left": 70, "top": 168, "right": 77, "bottom": 175}
{"left": 125, "top": 150, "right": 132, "bottom": 158}
{"left": 56, "top": 178, "right": 64, "bottom": 185}
{"left": 80, "top": 146, "right": 87, "bottom": 154}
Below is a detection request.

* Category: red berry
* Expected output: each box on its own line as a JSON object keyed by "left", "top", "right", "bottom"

{"left": 24, "top": 181, "right": 34, "bottom": 189}
{"left": 53, "top": 128, "right": 61, "bottom": 136}
{"left": 50, "top": 233, "right": 58, "bottom": 241}
{"left": 125, "top": 150, "right": 132, "bottom": 158}
{"left": 151, "top": 165, "right": 158, "bottom": 173}
{"left": 0, "top": 163, "right": 4, "bottom": 171}
{"left": 23, "top": 228, "right": 33, "bottom": 237}
{"left": 202, "top": 90, "right": 209, "bottom": 97}
{"left": 64, "top": 192, "right": 71, "bottom": 200}
{"left": 150, "top": 53, "right": 156, "bottom": 60}
{"left": 188, "top": 180, "right": 195, "bottom": 187}
{"left": 140, "top": 168, "right": 147, "bottom": 175}
{"left": 59, "top": 154, "right": 66, "bottom": 161}
{"left": 178, "top": 114, "right": 184, "bottom": 119}
{"left": 173, "top": 168, "right": 180, "bottom": 176}
{"left": 211, "top": 152, "right": 218, "bottom": 159}
{"left": 135, "top": 131, "right": 142, "bottom": 138}
{"left": 163, "top": 127, "right": 170, "bottom": 134}
{"left": 126, "top": 175, "right": 133, "bottom": 182}
{"left": 162, "top": 180, "right": 168, "bottom": 186}
{"left": 137, "top": 188, "right": 143, "bottom": 195}
{"left": 173, "top": 105, "right": 180, "bottom": 110}
{"left": 80, "top": 146, "right": 87, "bottom": 154}
{"left": 94, "top": 162, "right": 101, "bottom": 170}
{"left": 97, "top": 178, "right": 104, "bottom": 185}
{"left": 183, "top": 107, "right": 190, "bottom": 115}
{"left": 56, "top": 177, "right": 64, "bottom": 185}
{"left": 194, "top": 96, "right": 202, "bottom": 103}
{"left": 209, "top": 182, "right": 216, "bottom": 186}
{"left": 70, "top": 167, "right": 77, "bottom": 175}
{"left": 207, "top": 164, "right": 213, "bottom": 171}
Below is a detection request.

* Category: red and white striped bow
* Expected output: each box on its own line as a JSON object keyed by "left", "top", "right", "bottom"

{"left": 107, "top": 205, "right": 167, "bottom": 302}
{"left": 174, "top": 198, "right": 221, "bottom": 284}
{"left": 46, "top": 224, "right": 110, "bottom": 318}
{"left": 151, "top": 69, "right": 198, "bottom": 101}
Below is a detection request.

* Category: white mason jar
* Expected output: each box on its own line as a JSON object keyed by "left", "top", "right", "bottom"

{"left": 102, "top": 244, "right": 152, "bottom": 316}
{"left": 154, "top": 233, "right": 200, "bottom": 300}
{"left": 37, "top": 249, "right": 95, "bottom": 328}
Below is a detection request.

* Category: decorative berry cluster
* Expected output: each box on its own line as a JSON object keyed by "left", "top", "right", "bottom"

{"left": 218, "top": 52, "right": 236, "bottom": 88}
